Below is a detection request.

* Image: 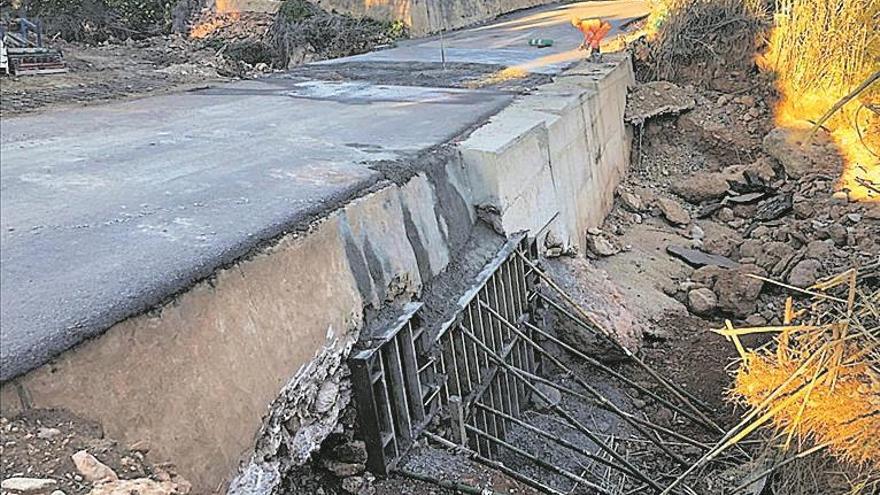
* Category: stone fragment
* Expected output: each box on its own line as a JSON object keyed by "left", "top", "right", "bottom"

{"left": 332, "top": 441, "right": 368, "bottom": 465}
{"left": 698, "top": 221, "right": 742, "bottom": 257}
{"left": 72, "top": 451, "right": 118, "bottom": 483}
{"left": 805, "top": 240, "right": 833, "bottom": 260}
{"left": 619, "top": 190, "right": 644, "bottom": 212}
{"left": 687, "top": 288, "right": 718, "bottom": 316}
{"left": 86, "top": 478, "right": 185, "bottom": 495}
{"left": 715, "top": 265, "right": 766, "bottom": 318}
{"left": 745, "top": 314, "right": 767, "bottom": 327}
{"left": 531, "top": 382, "right": 562, "bottom": 411}
{"left": 671, "top": 173, "right": 730, "bottom": 203}
{"left": 37, "top": 427, "right": 61, "bottom": 440}
{"left": 657, "top": 197, "right": 691, "bottom": 226}
{"left": 787, "top": 259, "right": 822, "bottom": 288}
{"left": 691, "top": 265, "right": 725, "bottom": 287}
{"left": 314, "top": 381, "right": 339, "bottom": 413}
{"left": 667, "top": 245, "right": 739, "bottom": 269}
{"left": 323, "top": 460, "right": 365, "bottom": 478}
{"left": 1, "top": 478, "right": 58, "bottom": 494}
{"left": 586, "top": 234, "right": 618, "bottom": 257}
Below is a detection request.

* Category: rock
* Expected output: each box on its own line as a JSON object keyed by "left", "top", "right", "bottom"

{"left": 716, "top": 207, "right": 735, "bottom": 222}
{"left": 763, "top": 126, "right": 838, "bottom": 179}
{"left": 671, "top": 173, "right": 730, "bottom": 203}
{"left": 827, "top": 224, "right": 848, "bottom": 246}
{"left": 805, "top": 240, "right": 833, "bottom": 260}
{"left": 1, "top": 478, "right": 58, "bottom": 494}
{"left": 37, "top": 427, "right": 62, "bottom": 440}
{"left": 691, "top": 265, "right": 725, "bottom": 287}
{"left": 756, "top": 242, "right": 795, "bottom": 271}
{"left": 544, "top": 257, "right": 644, "bottom": 356}
{"left": 698, "top": 221, "right": 742, "bottom": 257}
{"left": 619, "top": 190, "right": 644, "bottom": 212}
{"left": 586, "top": 234, "right": 618, "bottom": 257}
{"left": 667, "top": 245, "right": 739, "bottom": 269}
{"left": 657, "top": 197, "right": 691, "bottom": 225}
{"left": 129, "top": 440, "right": 151, "bottom": 453}
{"left": 787, "top": 259, "right": 822, "bottom": 288}
{"left": 715, "top": 265, "right": 766, "bottom": 318}
{"left": 687, "top": 288, "right": 718, "bottom": 316}
{"left": 314, "top": 381, "right": 339, "bottom": 413}
{"left": 332, "top": 440, "right": 368, "bottom": 464}
{"left": 341, "top": 476, "right": 367, "bottom": 495}
{"left": 745, "top": 314, "right": 767, "bottom": 327}
{"left": 323, "top": 460, "right": 365, "bottom": 477}
{"left": 72, "top": 451, "right": 118, "bottom": 483}
{"left": 86, "top": 478, "right": 184, "bottom": 495}
{"left": 531, "top": 382, "right": 562, "bottom": 411}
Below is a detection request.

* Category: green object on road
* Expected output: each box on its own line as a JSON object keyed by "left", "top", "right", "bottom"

{"left": 528, "top": 38, "right": 554, "bottom": 47}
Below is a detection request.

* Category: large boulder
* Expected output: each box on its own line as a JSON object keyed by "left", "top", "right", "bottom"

{"left": 763, "top": 126, "right": 839, "bottom": 179}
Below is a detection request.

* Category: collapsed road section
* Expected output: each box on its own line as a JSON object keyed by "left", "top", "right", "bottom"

{"left": 0, "top": 3, "right": 639, "bottom": 492}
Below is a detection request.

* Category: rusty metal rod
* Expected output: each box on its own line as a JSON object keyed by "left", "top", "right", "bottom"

{"left": 475, "top": 401, "right": 644, "bottom": 480}
{"left": 425, "top": 431, "right": 565, "bottom": 495}
{"left": 465, "top": 424, "right": 614, "bottom": 495}
{"left": 519, "top": 253, "right": 716, "bottom": 418}
{"left": 396, "top": 467, "right": 503, "bottom": 495}
{"left": 480, "top": 302, "right": 689, "bottom": 468}
{"left": 514, "top": 368, "right": 709, "bottom": 450}
{"left": 524, "top": 304, "right": 721, "bottom": 433}
{"left": 532, "top": 264, "right": 716, "bottom": 421}
{"left": 458, "top": 325, "right": 664, "bottom": 492}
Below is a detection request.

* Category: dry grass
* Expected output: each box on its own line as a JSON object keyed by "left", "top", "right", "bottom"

{"left": 759, "top": 0, "right": 880, "bottom": 201}
{"left": 717, "top": 266, "right": 880, "bottom": 493}
{"left": 643, "top": 0, "right": 768, "bottom": 81}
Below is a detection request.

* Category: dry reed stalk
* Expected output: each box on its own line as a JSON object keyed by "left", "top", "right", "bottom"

{"left": 716, "top": 267, "right": 880, "bottom": 493}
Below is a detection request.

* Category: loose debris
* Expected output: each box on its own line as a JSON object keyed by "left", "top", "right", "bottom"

{"left": 625, "top": 80, "right": 695, "bottom": 126}
{"left": 0, "top": 410, "right": 190, "bottom": 495}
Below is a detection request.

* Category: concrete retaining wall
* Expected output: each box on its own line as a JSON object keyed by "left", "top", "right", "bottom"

{"left": 461, "top": 55, "right": 633, "bottom": 252}
{"left": 0, "top": 58, "right": 633, "bottom": 492}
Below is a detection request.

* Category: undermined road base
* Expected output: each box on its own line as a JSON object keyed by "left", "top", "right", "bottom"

{"left": 0, "top": 57, "right": 633, "bottom": 492}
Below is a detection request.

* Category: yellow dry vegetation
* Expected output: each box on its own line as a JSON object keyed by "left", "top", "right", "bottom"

{"left": 717, "top": 267, "right": 880, "bottom": 493}
{"left": 760, "top": 0, "right": 880, "bottom": 201}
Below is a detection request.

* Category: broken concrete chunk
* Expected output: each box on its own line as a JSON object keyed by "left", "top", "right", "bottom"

{"left": 625, "top": 81, "right": 695, "bottom": 125}
{"left": 72, "top": 450, "right": 118, "bottom": 483}
{"left": 543, "top": 256, "right": 643, "bottom": 356}
{"left": 671, "top": 172, "right": 730, "bottom": 203}
{"left": 1, "top": 478, "right": 58, "bottom": 494}
{"left": 667, "top": 245, "right": 739, "bottom": 269}
{"left": 656, "top": 197, "right": 691, "bottom": 226}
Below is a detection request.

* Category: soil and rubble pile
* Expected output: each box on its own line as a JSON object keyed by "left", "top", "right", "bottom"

{"left": 0, "top": 0, "right": 407, "bottom": 115}
{"left": 0, "top": 410, "right": 190, "bottom": 495}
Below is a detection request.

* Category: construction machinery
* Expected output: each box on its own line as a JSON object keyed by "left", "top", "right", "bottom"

{"left": 1, "top": 17, "right": 68, "bottom": 76}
